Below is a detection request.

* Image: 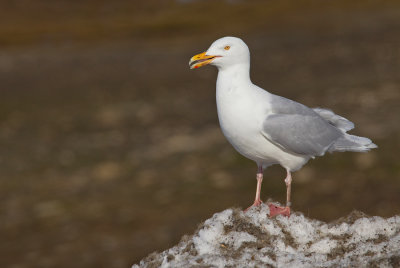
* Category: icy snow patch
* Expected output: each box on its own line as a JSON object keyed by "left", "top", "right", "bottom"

{"left": 309, "top": 238, "right": 337, "bottom": 254}
{"left": 133, "top": 204, "right": 400, "bottom": 268}
{"left": 192, "top": 209, "right": 257, "bottom": 254}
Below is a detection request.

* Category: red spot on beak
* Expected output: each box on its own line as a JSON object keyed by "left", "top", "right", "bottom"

{"left": 195, "top": 66, "right": 198, "bottom": 69}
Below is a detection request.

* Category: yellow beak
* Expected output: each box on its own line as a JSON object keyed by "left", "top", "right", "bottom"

{"left": 189, "top": 52, "right": 219, "bottom": 69}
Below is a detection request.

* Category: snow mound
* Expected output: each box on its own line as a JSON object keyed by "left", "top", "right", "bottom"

{"left": 133, "top": 204, "right": 400, "bottom": 267}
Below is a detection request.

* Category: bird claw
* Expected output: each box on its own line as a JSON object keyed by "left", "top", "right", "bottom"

{"left": 268, "top": 203, "right": 291, "bottom": 217}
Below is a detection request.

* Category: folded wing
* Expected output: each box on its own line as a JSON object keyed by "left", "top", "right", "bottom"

{"left": 262, "top": 113, "right": 343, "bottom": 157}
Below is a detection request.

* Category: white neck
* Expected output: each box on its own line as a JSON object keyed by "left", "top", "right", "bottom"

{"left": 216, "top": 63, "right": 252, "bottom": 92}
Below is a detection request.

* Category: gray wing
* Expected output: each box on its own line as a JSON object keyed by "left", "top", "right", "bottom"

{"left": 262, "top": 113, "right": 343, "bottom": 157}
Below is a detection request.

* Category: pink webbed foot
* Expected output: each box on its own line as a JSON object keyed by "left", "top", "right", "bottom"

{"left": 268, "top": 203, "right": 291, "bottom": 217}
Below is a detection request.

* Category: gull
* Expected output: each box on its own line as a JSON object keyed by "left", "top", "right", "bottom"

{"left": 189, "top": 36, "right": 377, "bottom": 217}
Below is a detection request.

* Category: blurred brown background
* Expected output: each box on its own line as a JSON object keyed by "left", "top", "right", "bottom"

{"left": 1, "top": 0, "right": 399, "bottom": 267}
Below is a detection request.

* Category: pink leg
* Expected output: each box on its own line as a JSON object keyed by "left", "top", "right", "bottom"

{"left": 268, "top": 169, "right": 292, "bottom": 217}
{"left": 285, "top": 170, "right": 292, "bottom": 208}
{"left": 244, "top": 166, "right": 264, "bottom": 211}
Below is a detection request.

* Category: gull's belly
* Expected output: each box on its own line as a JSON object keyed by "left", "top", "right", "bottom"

{"left": 222, "top": 123, "right": 278, "bottom": 164}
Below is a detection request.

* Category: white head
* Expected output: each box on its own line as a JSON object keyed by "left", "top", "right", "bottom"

{"left": 189, "top": 36, "right": 250, "bottom": 71}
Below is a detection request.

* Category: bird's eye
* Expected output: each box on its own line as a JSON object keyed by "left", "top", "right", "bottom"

{"left": 224, "top": 46, "right": 230, "bottom": 50}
